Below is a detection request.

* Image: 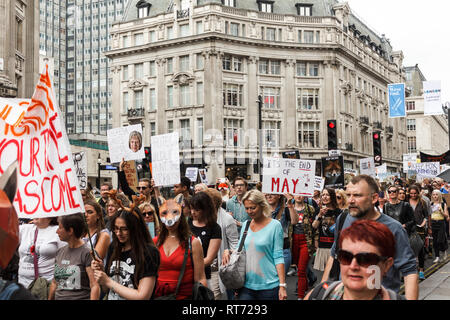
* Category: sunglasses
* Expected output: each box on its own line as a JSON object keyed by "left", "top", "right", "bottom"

{"left": 137, "top": 186, "right": 149, "bottom": 190}
{"left": 336, "top": 196, "right": 342, "bottom": 200}
{"left": 337, "top": 249, "right": 388, "bottom": 268}
{"left": 143, "top": 211, "right": 155, "bottom": 217}
{"left": 387, "top": 190, "right": 397, "bottom": 194}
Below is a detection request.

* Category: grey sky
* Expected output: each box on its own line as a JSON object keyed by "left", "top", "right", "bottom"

{"left": 345, "top": 0, "right": 450, "bottom": 103}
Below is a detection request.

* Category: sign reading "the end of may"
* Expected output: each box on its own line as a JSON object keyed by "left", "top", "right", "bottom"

{"left": 262, "top": 157, "right": 315, "bottom": 197}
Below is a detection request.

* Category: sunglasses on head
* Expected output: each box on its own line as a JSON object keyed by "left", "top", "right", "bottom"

{"left": 337, "top": 249, "right": 388, "bottom": 268}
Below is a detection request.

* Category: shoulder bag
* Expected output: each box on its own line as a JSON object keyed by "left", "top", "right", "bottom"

{"left": 27, "top": 227, "right": 50, "bottom": 300}
{"left": 328, "top": 210, "right": 348, "bottom": 281}
{"left": 218, "top": 220, "right": 251, "bottom": 290}
{"left": 188, "top": 237, "right": 214, "bottom": 300}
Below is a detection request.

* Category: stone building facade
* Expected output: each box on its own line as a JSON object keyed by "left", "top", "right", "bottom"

{"left": 106, "top": 0, "right": 408, "bottom": 182}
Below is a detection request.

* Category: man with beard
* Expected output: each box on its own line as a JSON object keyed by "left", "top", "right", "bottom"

{"left": 320, "top": 175, "right": 418, "bottom": 300}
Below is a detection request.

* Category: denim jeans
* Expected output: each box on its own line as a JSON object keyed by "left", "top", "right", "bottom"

{"left": 238, "top": 286, "right": 279, "bottom": 300}
{"left": 283, "top": 248, "right": 292, "bottom": 275}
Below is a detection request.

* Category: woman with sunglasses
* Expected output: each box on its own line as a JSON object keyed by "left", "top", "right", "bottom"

{"left": 312, "top": 188, "right": 342, "bottom": 272}
{"left": 91, "top": 198, "right": 160, "bottom": 300}
{"left": 335, "top": 189, "right": 348, "bottom": 210}
{"left": 306, "top": 220, "right": 403, "bottom": 300}
{"left": 139, "top": 202, "right": 160, "bottom": 238}
{"left": 384, "top": 186, "right": 415, "bottom": 236}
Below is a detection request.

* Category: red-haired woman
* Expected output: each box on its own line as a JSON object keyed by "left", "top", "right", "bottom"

{"left": 306, "top": 220, "right": 404, "bottom": 300}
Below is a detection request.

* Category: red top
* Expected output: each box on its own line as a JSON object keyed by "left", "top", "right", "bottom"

{"left": 153, "top": 236, "right": 194, "bottom": 300}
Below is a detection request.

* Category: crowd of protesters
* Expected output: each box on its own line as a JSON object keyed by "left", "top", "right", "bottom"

{"left": 2, "top": 160, "right": 450, "bottom": 300}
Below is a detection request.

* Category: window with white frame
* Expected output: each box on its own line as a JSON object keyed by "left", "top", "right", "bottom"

{"left": 196, "top": 118, "right": 203, "bottom": 146}
{"left": 223, "top": 0, "right": 236, "bottom": 7}
{"left": 179, "top": 55, "right": 190, "bottom": 72}
{"left": 166, "top": 58, "right": 173, "bottom": 73}
{"left": 266, "top": 27, "right": 276, "bottom": 41}
{"left": 297, "top": 62, "right": 319, "bottom": 76}
{"left": 297, "top": 88, "right": 319, "bottom": 110}
{"left": 298, "top": 121, "right": 320, "bottom": 148}
{"left": 149, "top": 30, "right": 156, "bottom": 42}
{"left": 407, "top": 119, "right": 416, "bottom": 131}
{"left": 304, "top": 31, "right": 314, "bottom": 43}
{"left": 407, "top": 136, "right": 417, "bottom": 153}
{"left": 123, "top": 65, "right": 128, "bottom": 80}
{"left": 149, "top": 88, "right": 156, "bottom": 111}
{"left": 196, "top": 53, "right": 204, "bottom": 69}
{"left": 224, "top": 118, "right": 244, "bottom": 147}
{"left": 297, "top": 5, "right": 312, "bottom": 16}
{"left": 150, "top": 122, "right": 156, "bottom": 137}
{"left": 167, "top": 26, "right": 173, "bottom": 39}
{"left": 134, "top": 63, "right": 143, "bottom": 79}
{"left": 263, "top": 121, "right": 280, "bottom": 148}
{"left": 180, "top": 84, "right": 190, "bottom": 106}
{"left": 134, "top": 90, "right": 143, "bottom": 109}
{"left": 406, "top": 101, "right": 415, "bottom": 111}
{"left": 223, "top": 55, "right": 242, "bottom": 72}
{"left": 197, "top": 82, "right": 204, "bottom": 105}
{"left": 223, "top": 83, "right": 243, "bottom": 107}
{"left": 261, "top": 87, "right": 280, "bottom": 109}
{"left": 167, "top": 86, "right": 173, "bottom": 107}
{"left": 134, "top": 33, "right": 144, "bottom": 45}
{"left": 259, "top": 59, "right": 280, "bottom": 75}
{"left": 167, "top": 120, "right": 174, "bottom": 133}
{"left": 230, "top": 22, "right": 239, "bottom": 36}
{"left": 123, "top": 35, "right": 130, "bottom": 47}
{"left": 180, "top": 119, "right": 191, "bottom": 149}
{"left": 123, "top": 91, "right": 129, "bottom": 111}
{"left": 180, "top": 24, "right": 189, "bottom": 37}
{"left": 196, "top": 21, "right": 203, "bottom": 34}
{"left": 259, "top": 1, "right": 273, "bottom": 13}
{"left": 149, "top": 61, "right": 156, "bottom": 76}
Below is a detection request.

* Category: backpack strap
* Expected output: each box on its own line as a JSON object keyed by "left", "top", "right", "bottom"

{"left": 333, "top": 210, "right": 349, "bottom": 257}
{"left": 0, "top": 280, "right": 19, "bottom": 300}
{"left": 308, "top": 281, "right": 341, "bottom": 300}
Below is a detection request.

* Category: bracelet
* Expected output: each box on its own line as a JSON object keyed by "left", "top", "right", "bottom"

{"left": 315, "top": 216, "right": 322, "bottom": 221}
{"left": 279, "top": 283, "right": 287, "bottom": 288}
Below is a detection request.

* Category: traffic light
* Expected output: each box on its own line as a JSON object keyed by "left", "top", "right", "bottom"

{"left": 373, "top": 132, "right": 382, "bottom": 166}
{"left": 327, "top": 120, "right": 337, "bottom": 150}
{"left": 144, "top": 147, "right": 152, "bottom": 177}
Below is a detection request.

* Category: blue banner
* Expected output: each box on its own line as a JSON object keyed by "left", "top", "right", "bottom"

{"left": 388, "top": 83, "right": 406, "bottom": 118}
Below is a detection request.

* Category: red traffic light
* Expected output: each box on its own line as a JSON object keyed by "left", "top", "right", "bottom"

{"left": 373, "top": 133, "right": 379, "bottom": 140}
{"left": 328, "top": 122, "right": 335, "bottom": 129}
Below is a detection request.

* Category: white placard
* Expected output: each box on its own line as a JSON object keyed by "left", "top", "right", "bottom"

{"left": 314, "top": 176, "right": 325, "bottom": 192}
{"left": 403, "top": 154, "right": 418, "bottom": 173}
{"left": 409, "top": 162, "right": 440, "bottom": 178}
{"left": 72, "top": 151, "right": 87, "bottom": 190}
{"left": 359, "top": 157, "right": 376, "bottom": 176}
{"left": 151, "top": 132, "right": 180, "bottom": 187}
{"left": 423, "top": 81, "right": 443, "bottom": 116}
{"left": 262, "top": 157, "right": 315, "bottom": 197}
{"left": 185, "top": 167, "right": 199, "bottom": 182}
{"left": 199, "top": 169, "right": 208, "bottom": 184}
{"left": 107, "top": 124, "right": 145, "bottom": 163}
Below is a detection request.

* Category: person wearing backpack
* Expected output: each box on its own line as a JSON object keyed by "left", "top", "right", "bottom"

{"left": 305, "top": 220, "right": 404, "bottom": 300}
{"left": 320, "top": 175, "right": 418, "bottom": 300}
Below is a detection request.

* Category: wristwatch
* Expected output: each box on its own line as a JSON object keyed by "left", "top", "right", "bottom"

{"left": 279, "top": 283, "right": 287, "bottom": 288}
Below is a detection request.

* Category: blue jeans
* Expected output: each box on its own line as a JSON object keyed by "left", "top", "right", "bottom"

{"left": 238, "top": 286, "right": 279, "bottom": 300}
{"left": 283, "top": 248, "right": 292, "bottom": 275}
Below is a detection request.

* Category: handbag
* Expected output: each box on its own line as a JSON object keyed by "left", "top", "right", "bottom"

{"left": 154, "top": 239, "right": 189, "bottom": 300}
{"left": 409, "top": 231, "right": 424, "bottom": 257}
{"left": 27, "top": 227, "right": 50, "bottom": 300}
{"left": 187, "top": 237, "right": 214, "bottom": 300}
{"left": 218, "top": 220, "right": 251, "bottom": 290}
{"left": 328, "top": 211, "right": 348, "bottom": 281}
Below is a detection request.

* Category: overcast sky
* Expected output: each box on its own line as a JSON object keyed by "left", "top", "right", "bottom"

{"left": 345, "top": 0, "right": 450, "bottom": 103}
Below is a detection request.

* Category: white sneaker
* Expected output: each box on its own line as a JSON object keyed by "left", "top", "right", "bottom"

{"left": 433, "top": 257, "right": 440, "bottom": 264}
{"left": 287, "top": 266, "right": 298, "bottom": 276}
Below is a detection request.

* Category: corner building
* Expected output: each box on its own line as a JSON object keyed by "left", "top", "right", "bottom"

{"left": 107, "top": 0, "right": 407, "bottom": 183}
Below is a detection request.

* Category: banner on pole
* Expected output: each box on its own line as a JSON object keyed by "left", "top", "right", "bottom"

{"left": 262, "top": 157, "right": 315, "bottom": 197}
{"left": 423, "top": 81, "right": 443, "bottom": 116}
{"left": 388, "top": 83, "right": 406, "bottom": 118}
{"left": 0, "top": 65, "right": 83, "bottom": 218}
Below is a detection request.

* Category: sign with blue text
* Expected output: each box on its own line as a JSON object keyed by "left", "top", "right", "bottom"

{"left": 388, "top": 83, "right": 406, "bottom": 118}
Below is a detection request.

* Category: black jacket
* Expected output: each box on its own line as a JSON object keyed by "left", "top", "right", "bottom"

{"left": 384, "top": 201, "right": 416, "bottom": 235}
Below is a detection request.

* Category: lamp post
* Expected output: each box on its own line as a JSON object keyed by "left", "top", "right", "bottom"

{"left": 442, "top": 102, "right": 450, "bottom": 150}
{"left": 97, "top": 154, "right": 102, "bottom": 189}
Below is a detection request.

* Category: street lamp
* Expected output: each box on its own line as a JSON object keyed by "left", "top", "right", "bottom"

{"left": 97, "top": 153, "right": 102, "bottom": 189}
{"left": 442, "top": 102, "right": 450, "bottom": 149}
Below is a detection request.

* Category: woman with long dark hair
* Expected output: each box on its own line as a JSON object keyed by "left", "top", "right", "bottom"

{"left": 312, "top": 188, "right": 342, "bottom": 272}
{"left": 91, "top": 196, "right": 160, "bottom": 300}
{"left": 153, "top": 196, "right": 207, "bottom": 299}
{"left": 83, "top": 199, "right": 111, "bottom": 261}
{"left": 188, "top": 192, "right": 222, "bottom": 288}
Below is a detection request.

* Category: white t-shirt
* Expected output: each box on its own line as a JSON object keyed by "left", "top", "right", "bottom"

{"left": 18, "top": 224, "right": 65, "bottom": 288}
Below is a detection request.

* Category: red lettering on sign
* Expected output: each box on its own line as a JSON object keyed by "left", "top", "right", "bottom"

{"left": 272, "top": 178, "right": 280, "bottom": 193}
{"left": 41, "top": 177, "right": 52, "bottom": 213}
{"left": 23, "top": 180, "right": 40, "bottom": 214}
{"left": 291, "top": 179, "right": 299, "bottom": 194}
{"left": 282, "top": 179, "right": 290, "bottom": 193}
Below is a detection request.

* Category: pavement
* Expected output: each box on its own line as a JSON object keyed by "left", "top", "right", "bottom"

{"left": 419, "top": 258, "right": 450, "bottom": 300}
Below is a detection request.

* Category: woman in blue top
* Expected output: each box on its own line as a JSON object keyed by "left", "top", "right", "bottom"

{"left": 223, "top": 190, "right": 287, "bottom": 300}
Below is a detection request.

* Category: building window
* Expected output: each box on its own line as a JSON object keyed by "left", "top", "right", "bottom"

{"left": 179, "top": 55, "right": 190, "bottom": 72}
{"left": 406, "top": 101, "right": 416, "bottom": 111}
{"left": 407, "top": 119, "right": 416, "bottom": 131}
{"left": 230, "top": 22, "right": 239, "bottom": 36}
{"left": 149, "top": 88, "right": 156, "bottom": 111}
{"left": 297, "top": 62, "right": 307, "bottom": 76}
{"left": 123, "top": 91, "right": 129, "bottom": 112}
{"left": 134, "top": 33, "right": 144, "bottom": 45}
{"left": 224, "top": 119, "right": 244, "bottom": 147}
{"left": 134, "top": 63, "right": 144, "bottom": 79}
{"left": 167, "top": 86, "right": 173, "bottom": 107}
{"left": 304, "top": 31, "right": 314, "bottom": 43}
{"left": 180, "top": 84, "right": 190, "bottom": 106}
{"left": 150, "top": 122, "right": 156, "bottom": 137}
{"left": 296, "top": 4, "right": 312, "bottom": 16}
{"left": 149, "top": 61, "right": 156, "bottom": 76}
{"left": 180, "top": 24, "right": 189, "bottom": 37}
{"left": 168, "top": 120, "right": 174, "bottom": 133}
{"left": 137, "top": 1, "right": 151, "bottom": 18}
{"left": 223, "top": 83, "right": 244, "bottom": 107}
{"left": 297, "top": 62, "right": 319, "bottom": 77}
{"left": 223, "top": 55, "right": 242, "bottom": 72}
{"left": 258, "top": 1, "right": 273, "bottom": 13}
{"left": 263, "top": 121, "right": 280, "bottom": 148}
{"left": 123, "top": 65, "right": 129, "bottom": 80}
{"left": 134, "top": 90, "right": 143, "bottom": 109}
{"left": 167, "top": 26, "right": 174, "bottom": 39}
{"left": 297, "top": 88, "right": 319, "bottom": 110}
{"left": 196, "top": 21, "right": 203, "bottom": 34}
{"left": 196, "top": 53, "right": 204, "bottom": 69}
{"left": 266, "top": 27, "right": 276, "bottom": 41}
{"left": 261, "top": 87, "right": 280, "bottom": 109}
{"left": 180, "top": 119, "right": 191, "bottom": 149}
{"left": 149, "top": 30, "right": 156, "bottom": 42}
{"left": 197, "top": 82, "right": 204, "bottom": 105}
{"left": 196, "top": 118, "right": 203, "bottom": 146}
{"left": 222, "top": 0, "right": 236, "bottom": 6}
{"left": 407, "top": 136, "right": 417, "bottom": 153}
{"left": 298, "top": 122, "right": 320, "bottom": 148}
{"left": 166, "top": 58, "right": 173, "bottom": 73}
{"left": 259, "top": 59, "right": 280, "bottom": 75}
